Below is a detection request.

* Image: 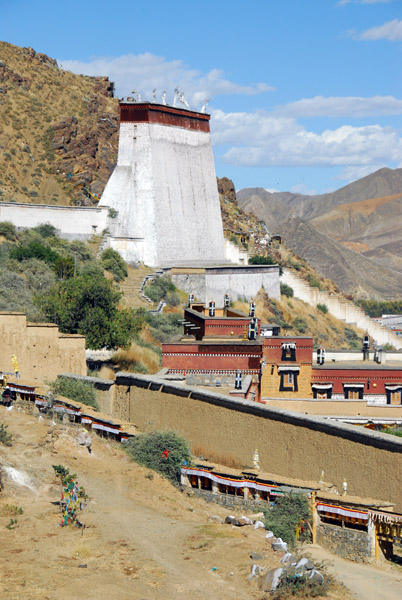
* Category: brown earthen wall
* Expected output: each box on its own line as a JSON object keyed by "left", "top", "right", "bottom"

{"left": 113, "top": 375, "right": 402, "bottom": 511}
{"left": 0, "top": 313, "right": 86, "bottom": 384}
{"left": 264, "top": 399, "right": 402, "bottom": 417}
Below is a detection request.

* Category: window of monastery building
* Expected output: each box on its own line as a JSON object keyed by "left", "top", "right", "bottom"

{"left": 278, "top": 366, "right": 299, "bottom": 392}
{"left": 281, "top": 342, "right": 296, "bottom": 362}
{"left": 312, "top": 383, "right": 333, "bottom": 400}
{"left": 343, "top": 383, "right": 364, "bottom": 400}
{"left": 385, "top": 385, "right": 402, "bottom": 405}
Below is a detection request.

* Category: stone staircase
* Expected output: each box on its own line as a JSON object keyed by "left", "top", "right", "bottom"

{"left": 281, "top": 268, "right": 402, "bottom": 350}
{"left": 118, "top": 265, "right": 158, "bottom": 309}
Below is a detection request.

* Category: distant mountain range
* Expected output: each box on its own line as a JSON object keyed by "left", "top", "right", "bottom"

{"left": 237, "top": 168, "right": 402, "bottom": 299}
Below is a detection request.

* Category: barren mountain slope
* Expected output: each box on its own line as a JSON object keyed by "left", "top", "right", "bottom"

{"left": 0, "top": 41, "right": 119, "bottom": 206}
{"left": 237, "top": 167, "right": 402, "bottom": 226}
{"left": 310, "top": 193, "right": 402, "bottom": 273}
{"left": 278, "top": 217, "right": 402, "bottom": 300}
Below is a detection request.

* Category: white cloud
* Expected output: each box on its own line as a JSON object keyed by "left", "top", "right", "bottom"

{"left": 355, "top": 18, "right": 402, "bottom": 41}
{"left": 337, "top": 164, "right": 385, "bottom": 181}
{"left": 210, "top": 109, "right": 402, "bottom": 170}
{"left": 60, "top": 52, "right": 274, "bottom": 109}
{"left": 276, "top": 95, "right": 402, "bottom": 117}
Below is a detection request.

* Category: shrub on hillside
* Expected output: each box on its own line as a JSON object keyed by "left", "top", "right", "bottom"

{"left": 263, "top": 492, "right": 312, "bottom": 547}
{"left": 49, "top": 376, "right": 99, "bottom": 411}
{"left": 293, "top": 317, "right": 308, "bottom": 333}
{"left": 145, "top": 312, "right": 182, "bottom": 342}
{"left": 125, "top": 430, "right": 192, "bottom": 483}
{"left": 280, "top": 282, "right": 294, "bottom": 298}
{"left": 143, "top": 275, "right": 176, "bottom": 303}
{"left": 317, "top": 303, "right": 328, "bottom": 314}
{"left": 0, "top": 222, "right": 17, "bottom": 241}
{"left": 101, "top": 248, "right": 128, "bottom": 282}
{"left": 306, "top": 273, "right": 321, "bottom": 289}
{"left": 10, "top": 240, "right": 60, "bottom": 266}
{"left": 33, "top": 223, "right": 58, "bottom": 238}
{"left": 0, "top": 423, "right": 13, "bottom": 446}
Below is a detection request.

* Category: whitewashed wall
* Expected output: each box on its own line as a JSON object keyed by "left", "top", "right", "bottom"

{"left": 0, "top": 203, "right": 108, "bottom": 239}
{"left": 99, "top": 122, "right": 226, "bottom": 267}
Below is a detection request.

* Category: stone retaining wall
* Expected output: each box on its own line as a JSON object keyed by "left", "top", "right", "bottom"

{"left": 317, "top": 521, "right": 370, "bottom": 562}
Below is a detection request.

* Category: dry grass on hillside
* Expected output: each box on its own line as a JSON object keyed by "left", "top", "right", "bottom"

{"left": 234, "top": 290, "right": 364, "bottom": 350}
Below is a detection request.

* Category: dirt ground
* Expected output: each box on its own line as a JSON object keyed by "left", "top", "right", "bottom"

{"left": 0, "top": 406, "right": 393, "bottom": 599}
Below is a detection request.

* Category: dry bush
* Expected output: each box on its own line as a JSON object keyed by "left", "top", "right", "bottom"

{"left": 192, "top": 445, "right": 243, "bottom": 470}
{"left": 112, "top": 342, "right": 161, "bottom": 374}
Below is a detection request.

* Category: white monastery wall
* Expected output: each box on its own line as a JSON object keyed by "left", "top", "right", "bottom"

{"left": 282, "top": 268, "right": 402, "bottom": 350}
{"left": 0, "top": 202, "right": 107, "bottom": 240}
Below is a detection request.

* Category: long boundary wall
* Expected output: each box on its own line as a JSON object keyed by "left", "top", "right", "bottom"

{"left": 281, "top": 268, "right": 402, "bottom": 349}
{"left": 0, "top": 202, "right": 108, "bottom": 240}
{"left": 113, "top": 373, "right": 402, "bottom": 511}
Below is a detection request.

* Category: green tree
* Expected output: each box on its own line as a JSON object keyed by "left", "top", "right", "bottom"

{"left": 36, "top": 272, "right": 144, "bottom": 349}
{"left": 125, "top": 430, "right": 192, "bottom": 483}
{"left": 101, "top": 248, "right": 128, "bottom": 282}
{"left": 263, "top": 492, "right": 312, "bottom": 547}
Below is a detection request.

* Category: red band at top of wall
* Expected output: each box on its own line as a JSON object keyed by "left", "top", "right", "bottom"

{"left": 119, "top": 102, "right": 210, "bottom": 133}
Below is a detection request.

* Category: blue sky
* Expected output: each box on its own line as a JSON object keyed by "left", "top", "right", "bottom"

{"left": 2, "top": 0, "right": 402, "bottom": 193}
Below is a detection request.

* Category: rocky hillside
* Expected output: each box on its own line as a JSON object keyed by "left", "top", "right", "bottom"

{"left": 237, "top": 168, "right": 402, "bottom": 298}
{"left": 0, "top": 41, "right": 119, "bottom": 206}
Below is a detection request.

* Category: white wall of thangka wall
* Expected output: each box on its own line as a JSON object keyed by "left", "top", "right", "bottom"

{"left": 98, "top": 122, "right": 226, "bottom": 267}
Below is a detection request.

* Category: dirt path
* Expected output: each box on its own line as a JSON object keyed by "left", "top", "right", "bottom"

{"left": 306, "top": 544, "right": 402, "bottom": 600}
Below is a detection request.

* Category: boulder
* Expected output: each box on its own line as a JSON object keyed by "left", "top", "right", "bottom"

{"left": 309, "top": 569, "right": 324, "bottom": 584}
{"left": 260, "top": 568, "right": 284, "bottom": 592}
{"left": 272, "top": 538, "right": 288, "bottom": 552}
{"left": 225, "top": 515, "right": 236, "bottom": 524}
{"left": 209, "top": 515, "right": 224, "bottom": 524}
{"left": 295, "top": 557, "right": 314, "bottom": 571}
{"left": 254, "top": 520, "right": 265, "bottom": 530}
{"left": 249, "top": 552, "right": 264, "bottom": 561}
{"left": 248, "top": 563, "right": 265, "bottom": 579}
{"left": 280, "top": 552, "right": 296, "bottom": 566}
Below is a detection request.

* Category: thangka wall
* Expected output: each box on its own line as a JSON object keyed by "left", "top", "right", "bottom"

{"left": 112, "top": 372, "right": 402, "bottom": 512}
{"left": 0, "top": 312, "right": 86, "bottom": 384}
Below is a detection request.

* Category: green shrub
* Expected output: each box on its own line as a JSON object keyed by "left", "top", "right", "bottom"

{"left": 101, "top": 248, "right": 128, "bottom": 282}
{"left": 125, "top": 430, "right": 191, "bottom": 483}
{"left": 280, "top": 282, "right": 294, "bottom": 298}
{"left": 0, "top": 222, "right": 17, "bottom": 241}
{"left": 317, "top": 303, "right": 328, "bottom": 314}
{"left": 49, "top": 376, "right": 99, "bottom": 411}
{"left": 165, "top": 291, "right": 180, "bottom": 306}
{"left": 307, "top": 274, "right": 321, "bottom": 289}
{"left": 263, "top": 491, "right": 312, "bottom": 547}
{"left": 0, "top": 423, "right": 12, "bottom": 446}
{"left": 384, "top": 427, "right": 402, "bottom": 438}
{"left": 144, "top": 276, "right": 176, "bottom": 303}
{"left": 272, "top": 571, "right": 330, "bottom": 599}
{"left": 145, "top": 312, "right": 182, "bottom": 342}
{"left": 33, "top": 223, "right": 58, "bottom": 238}
{"left": 10, "top": 240, "right": 60, "bottom": 266}
{"left": 107, "top": 208, "right": 118, "bottom": 219}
